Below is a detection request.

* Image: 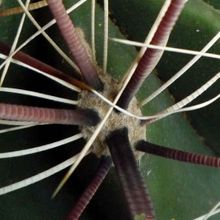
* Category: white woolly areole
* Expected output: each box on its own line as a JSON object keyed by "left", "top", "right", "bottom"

{"left": 78, "top": 74, "right": 146, "bottom": 161}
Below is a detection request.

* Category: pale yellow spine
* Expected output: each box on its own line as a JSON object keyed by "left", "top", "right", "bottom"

{"left": 0, "top": 0, "right": 48, "bottom": 17}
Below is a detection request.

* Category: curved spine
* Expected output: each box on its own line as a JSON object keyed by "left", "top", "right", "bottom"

{"left": 106, "top": 128, "right": 155, "bottom": 220}
{"left": 118, "top": 0, "right": 187, "bottom": 109}
{"left": 47, "top": 0, "right": 103, "bottom": 90}
{"left": 66, "top": 156, "right": 111, "bottom": 220}
{"left": 0, "top": 43, "right": 89, "bottom": 90}
{"left": 136, "top": 140, "right": 220, "bottom": 167}
{"left": 0, "top": 103, "right": 100, "bottom": 126}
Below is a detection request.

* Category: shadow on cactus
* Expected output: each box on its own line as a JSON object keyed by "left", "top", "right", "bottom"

{"left": 0, "top": 0, "right": 219, "bottom": 219}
